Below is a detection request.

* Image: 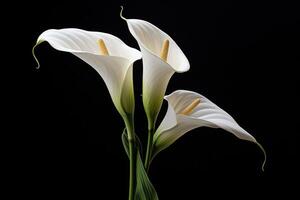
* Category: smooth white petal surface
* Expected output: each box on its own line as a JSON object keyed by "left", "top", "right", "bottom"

{"left": 126, "top": 19, "right": 189, "bottom": 72}
{"left": 126, "top": 19, "right": 190, "bottom": 125}
{"left": 154, "top": 90, "right": 265, "bottom": 169}
{"left": 36, "top": 28, "right": 141, "bottom": 115}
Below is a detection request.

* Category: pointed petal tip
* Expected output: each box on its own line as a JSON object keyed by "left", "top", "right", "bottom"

{"left": 120, "top": 6, "right": 127, "bottom": 21}
{"left": 32, "top": 40, "right": 43, "bottom": 69}
{"left": 256, "top": 142, "right": 267, "bottom": 172}
{"left": 250, "top": 139, "right": 266, "bottom": 172}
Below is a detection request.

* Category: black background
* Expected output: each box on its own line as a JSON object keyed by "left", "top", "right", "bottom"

{"left": 7, "top": 0, "right": 300, "bottom": 199}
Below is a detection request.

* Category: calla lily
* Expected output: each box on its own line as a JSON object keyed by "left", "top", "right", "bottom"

{"left": 34, "top": 28, "right": 141, "bottom": 117}
{"left": 125, "top": 18, "right": 190, "bottom": 127}
{"left": 153, "top": 90, "right": 266, "bottom": 169}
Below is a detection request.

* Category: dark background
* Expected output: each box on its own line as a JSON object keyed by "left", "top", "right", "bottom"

{"left": 7, "top": 0, "right": 299, "bottom": 199}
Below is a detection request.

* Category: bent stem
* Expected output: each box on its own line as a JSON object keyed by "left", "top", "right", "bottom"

{"left": 124, "top": 116, "right": 137, "bottom": 200}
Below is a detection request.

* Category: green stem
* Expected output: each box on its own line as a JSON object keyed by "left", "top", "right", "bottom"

{"left": 124, "top": 116, "right": 137, "bottom": 200}
{"left": 144, "top": 127, "right": 154, "bottom": 172}
{"left": 128, "top": 137, "right": 136, "bottom": 200}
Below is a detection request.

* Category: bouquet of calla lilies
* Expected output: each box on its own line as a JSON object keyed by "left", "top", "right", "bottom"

{"left": 33, "top": 9, "right": 265, "bottom": 200}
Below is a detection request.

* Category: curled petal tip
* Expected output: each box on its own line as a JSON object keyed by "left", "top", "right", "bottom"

{"left": 32, "top": 41, "right": 42, "bottom": 69}
{"left": 256, "top": 142, "right": 267, "bottom": 172}
{"left": 120, "top": 6, "right": 127, "bottom": 21}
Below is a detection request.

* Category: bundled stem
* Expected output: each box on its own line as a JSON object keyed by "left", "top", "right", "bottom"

{"left": 144, "top": 128, "right": 154, "bottom": 172}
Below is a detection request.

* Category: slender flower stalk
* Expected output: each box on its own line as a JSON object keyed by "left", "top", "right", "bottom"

{"left": 123, "top": 115, "right": 137, "bottom": 200}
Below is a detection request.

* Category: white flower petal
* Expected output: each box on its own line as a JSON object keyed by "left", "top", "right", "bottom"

{"left": 126, "top": 19, "right": 190, "bottom": 124}
{"left": 154, "top": 90, "right": 265, "bottom": 169}
{"left": 36, "top": 28, "right": 141, "bottom": 115}
{"left": 126, "top": 19, "right": 189, "bottom": 72}
{"left": 155, "top": 99, "right": 178, "bottom": 135}
{"left": 141, "top": 49, "right": 175, "bottom": 124}
{"left": 120, "top": 63, "right": 135, "bottom": 114}
{"left": 37, "top": 28, "right": 141, "bottom": 62}
{"left": 165, "top": 90, "right": 256, "bottom": 140}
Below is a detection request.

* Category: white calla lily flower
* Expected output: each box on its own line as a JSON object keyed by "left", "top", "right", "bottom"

{"left": 154, "top": 90, "right": 266, "bottom": 170}
{"left": 34, "top": 28, "right": 141, "bottom": 117}
{"left": 125, "top": 18, "right": 190, "bottom": 127}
